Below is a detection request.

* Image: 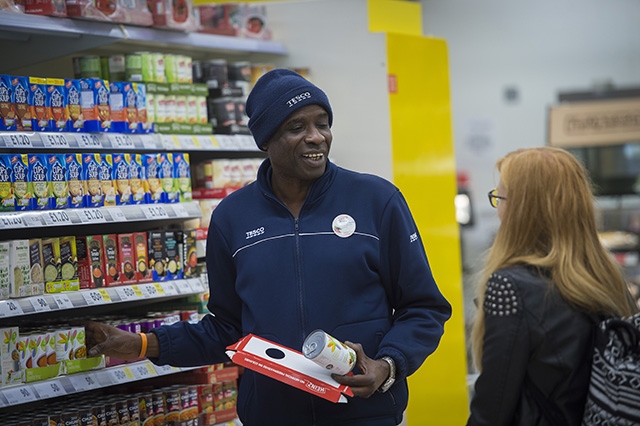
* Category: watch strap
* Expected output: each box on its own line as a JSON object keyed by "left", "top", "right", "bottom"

{"left": 377, "top": 356, "right": 396, "bottom": 393}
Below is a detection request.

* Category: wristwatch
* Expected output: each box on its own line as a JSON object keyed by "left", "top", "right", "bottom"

{"left": 377, "top": 356, "right": 396, "bottom": 393}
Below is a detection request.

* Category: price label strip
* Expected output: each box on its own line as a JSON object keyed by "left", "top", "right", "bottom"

{"left": 2, "top": 133, "right": 33, "bottom": 148}
{"left": 141, "top": 205, "right": 169, "bottom": 220}
{"left": 115, "top": 286, "right": 139, "bottom": 302}
{"left": 68, "top": 374, "right": 101, "bottom": 392}
{"left": 177, "top": 135, "right": 197, "bottom": 150}
{"left": 78, "top": 208, "right": 107, "bottom": 224}
{"left": 128, "top": 363, "right": 156, "bottom": 380}
{"left": 215, "top": 135, "right": 236, "bottom": 150}
{"left": 153, "top": 364, "right": 179, "bottom": 375}
{"left": 108, "top": 207, "right": 126, "bottom": 222}
{"left": 42, "top": 210, "right": 72, "bottom": 226}
{"left": 0, "top": 214, "right": 25, "bottom": 229}
{"left": 130, "top": 285, "right": 145, "bottom": 298}
{"left": 161, "top": 282, "right": 179, "bottom": 296}
{"left": 33, "top": 380, "right": 67, "bottom": 399}
{"left": 22, "top": 213, "right": 43, "bottom": 228}
{"left": 171, "top": 204, "right": 190, "bottom": 218}
{"left": 108, "top": 134, "right": 135, "bottom": 149}
{"left": 187, "top": 278, "right": 205, "bottom": 293}
{"left": 162, "top": 135, "right": 179, "bottom": 150}
{"left": 107, "top": 367, "right": 132, "bottom": 384}
{"left": 0, "top": 300, "right": 24, "bottom": 317}
{"left": 29, "top": 296, "right": 51, "bottom": 313}
{"left": 3, "top": 386, "right": 37, "bottom": 405}
{"left": 82, "top": 289, "right": 110, "bottom": 306}
{"left": 75, "top": 134, "right": 103, "bottom": 149}
{"left": 139, "top": 134, "right": 159, "bottom": 150}
{"left": 52, "top": 294, "right": 74, "bottom": 310}
{"left": 41, "top": 133, "right": 70, "bottom": 148}
{"left": 197, "top": 135, "right": 217, "bottom": 150}
{"left": 141, "top": 283, "right": 159, "bottom": 298}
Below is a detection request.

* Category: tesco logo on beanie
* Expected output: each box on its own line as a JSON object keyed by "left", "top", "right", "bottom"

{"left": 286, "top": 91, "right": 312, "bottom": 107}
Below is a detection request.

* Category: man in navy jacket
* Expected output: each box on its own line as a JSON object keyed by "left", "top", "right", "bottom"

{"left": 86, "top": 69, "right": 451, "bottom": 426}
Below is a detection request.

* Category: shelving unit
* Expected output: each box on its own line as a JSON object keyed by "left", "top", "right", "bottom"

{"left": 0, "top": 10, "right": 282, "bottom": 416}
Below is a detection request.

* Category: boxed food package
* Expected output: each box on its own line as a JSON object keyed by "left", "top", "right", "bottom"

{"left": 102, "top": 234, "right": 119, "bottom": 286}
{"left": 25, "top": 0, "right": 66, "bottom": 17}
{"left": 65, "top": 0, "right": 120, "bottom": 22}
{"left": 149, "top": 231, "right": 182, "bottom": 281}
{"left": 65, "top": 78, "right": 84, "bottom": 132}
{"left": 29, "top": 76, "right": 49, "bottom": 132}
{"left": 117, "top": 233, "right": 136, "bottom": 285}
{"left": 143, "top": 153, "right": 163, "bottom": 204}
{"left": 28, "top": 153, "right": 50, "bottom": 210}
{"left": 12, "top": 76, "right": 32, "bottom": 132}
{"left": 41, "top": 237, "right": 62, "bottom": 293}
{"left": 100, "top": 153, "right": 116, "bottom": 207}
{"left": 180, "top": 229, "right": 197, "bottom": 278}
{"left": 77, "top": 235, "right": 105, "bottom": 288}
{"left": 158, "top": 152, "right": 178, "bottom": 203}
{"left": 28, "top": 239, "right": 45, "bottom": 296}
{"left": 47, "top": 78, "right": 68, "bottom": 131}
{"left": 112, "top": 153, "right": 131, "bottom": 205}
{"left": 127, "top": 153, "right": 146, "bottom": 205}
{"left": 197, "top": 4, "right": 271, "bottom": 40}
{"left": 48, "top": 153, "right": 68, "bottom": 209}
{"left": 82, "top": 153, "right": 103, "bottom": 207}
{"left": 148, "top": 0, "right": 196, "bottom": 31}
{"left": 133, "top": 231, "right": 152, "bottom": 283}
{"left": 10, "top": 154, "right": 30, "bottom": 211}
{"left": 135, "top": 82, "right": 153, "bottom": 133}
{"left": 0, "top": 74, "right": 16, "bottom": 131}
{"left": 79, "top": 78, "right": 111, "bottom": 132}
{"left": 0, "top": 326, "right": 20, "bottom": 386}
{"left": 9, "top": 239, "right": 32, "bottom": 298}
{"left": 66, "top": 153, "right": 84, "bottom": 208}
{"left": 173, "top": 152, "right": 192, "bottom": 202}
{"left": 59, "top": 236, "right": 79, "bottom": 291}
{"left": 0, "top": 242, "right": 10, "bottom": 299}
{"left": 0, "top": 154, "right": 14, "bottom": 212}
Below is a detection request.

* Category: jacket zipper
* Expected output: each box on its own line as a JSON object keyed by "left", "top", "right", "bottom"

{"left": 294, "top": 217, "right": 305, "bottom": 342}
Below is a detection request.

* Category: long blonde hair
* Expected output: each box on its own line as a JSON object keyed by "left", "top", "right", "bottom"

{"left": 471, "top": 147, "right": 637, "bottom": 369}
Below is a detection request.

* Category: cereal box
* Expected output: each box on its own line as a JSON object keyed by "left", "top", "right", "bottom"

{"left": 143, "top": 153, "right": 163, "bottom": 203}
{"left": 159, "top": 152, "right": 178, "bottom": 203}
{"left": 117, "top": 233, "right": 136, "bottom": 285}
{"left": 41, "top": 237, "right": 63, "bottom": 293}
{"left": 100, "top": 153, "right": 116, "bottom": 207}
{"left": 29, "top": 77, "right": 49, "bottom": 132}
{"left": 77, "top": 235, "right": 104, "bottom": 288}
{"left": 59, "top": 236, "right": 78, "bottom": 291}
{"left": 80, "top": 78, "right": 111, "bottom": 132}
{"left": 0, "top": 242, "right": 9, "bottom": 299}
{"left": 66, "top": 153, "right": 84, "bottom": 208}
{"left": 127, "top": 153, "right": 146, "bottom": 204}
{"left": 0, "top": 326, "right": 20, "bottom": 386}
{"left": 173, "top": 152, "right": 192, "bottom": 202}
{"left": 0, "top": 154, "right": 14, "bottom": 211}
{"left": 65, "top": 78, "right": 83, "bottom": 132}
{"left": 102, "top": 234, "right": 119, "bottom": 286}
{"left": 112, "top": 153, "right": 131, "bottom": 205}
{"left": 28, "top": 153, "right": 50, "bottom": 210}
{"left": 82, "top": 153, "right": 103, "bottom": 207}
{"left": 0, "top": 74, "right": 16, "bottom": 131}
{"left": 10, "top": 154, "right": 30, "bottom": 211}
{"left": 148, "top": 231, "right": 166, "bottom": 281}
{"left": 133, "top": 231, "right": 151, "bottom": 283}
{"left": 28, "top": 239, "right": 44, "bottom": 296}
{"left": 12, "top": 76, "right": 32, "bottom": 131}
{"left": 48, "top": 153, "right": 68, "bottom": 209}
{"left": 9, "top": 239, "right": 32, "bottom": 298}
{"left": 47, "top": 78, "right": 67, "bottom": 132}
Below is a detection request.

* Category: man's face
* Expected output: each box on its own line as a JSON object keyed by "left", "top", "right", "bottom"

{"left": 265, "top": 104, "right": 332, "bottom": 183}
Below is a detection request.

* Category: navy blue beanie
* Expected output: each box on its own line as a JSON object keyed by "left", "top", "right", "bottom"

{"left": 246, "top": 68, "right": 333, "bottom": 150}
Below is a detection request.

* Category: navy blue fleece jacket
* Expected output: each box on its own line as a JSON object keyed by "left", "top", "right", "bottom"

{"left": 151, "top": 159, "right": 451, "bottom": 425}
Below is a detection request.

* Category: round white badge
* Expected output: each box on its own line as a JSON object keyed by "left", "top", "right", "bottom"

{"left": 332, "top": 214, "right": 356, "bottom": 238}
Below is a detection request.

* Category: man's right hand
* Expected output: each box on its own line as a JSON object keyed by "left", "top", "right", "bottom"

{"left": 85, "top": 321, "right": 157, "bottom": 360}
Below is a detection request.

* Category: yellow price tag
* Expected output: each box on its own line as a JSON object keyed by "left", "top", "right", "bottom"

{"left": 153, "top": 283, "right": 166, "bottom": 295}
{"left": 98, "top": 289, "right": 111, "bottom": 302}
{"left": 131, "top": 285, "right": 144, "bottom": 298}
{"left": 122, "top": 367, "right": 135, "bottom": 379}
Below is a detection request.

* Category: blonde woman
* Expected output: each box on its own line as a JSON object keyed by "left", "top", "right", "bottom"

{"left": 467, "top": 147, "right": 638, "bottom": 426}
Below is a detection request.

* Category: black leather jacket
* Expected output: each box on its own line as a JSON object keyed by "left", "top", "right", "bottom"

{"left": 467, "top": 266, "right": 594, "bottom": 426}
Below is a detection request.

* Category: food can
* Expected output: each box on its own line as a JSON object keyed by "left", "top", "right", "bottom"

{"left": 79, "top": 56, "right": 101, "bottom": 78}
{"left": 302, "top": 329, "right": 356, "bottom": 375}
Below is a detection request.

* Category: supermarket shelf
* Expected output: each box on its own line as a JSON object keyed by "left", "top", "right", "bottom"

{"left": 0, "top": 359, "right": 201, "bottom": 408}
{"left": 0, "top": 13, "right": 287, "bottom": 71}
{"left": 0, "top": 201, "right": 202, "bottom": 231}
{"left": 0, "top": 277, "right": 206, "bottom": 319}
{"left": 0, "top": 131, "right": 259, "bottom": 152}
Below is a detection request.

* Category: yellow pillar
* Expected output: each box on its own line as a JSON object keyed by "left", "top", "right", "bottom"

{"left": 368, "top": 1, "right": 469, "bottom": 425}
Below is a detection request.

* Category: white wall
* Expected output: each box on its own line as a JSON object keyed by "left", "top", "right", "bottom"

{"left": 421, "top": 0, "right": 640, "bottom": 275}
{"left": 265, "top": 0, "right": 393, "bottom": 181}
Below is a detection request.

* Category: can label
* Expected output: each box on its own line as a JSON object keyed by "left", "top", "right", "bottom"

{"left": 302, "top": 329, "right": 356, "bottom": 375}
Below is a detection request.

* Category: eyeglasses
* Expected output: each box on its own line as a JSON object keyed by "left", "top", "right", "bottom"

{"left": 488, "top": 189, "right": 507, "bottom": 208}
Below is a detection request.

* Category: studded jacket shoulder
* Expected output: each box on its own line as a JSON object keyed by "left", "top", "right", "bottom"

{"left": 467, "top": 265, "right": 594, "bottom": 426}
